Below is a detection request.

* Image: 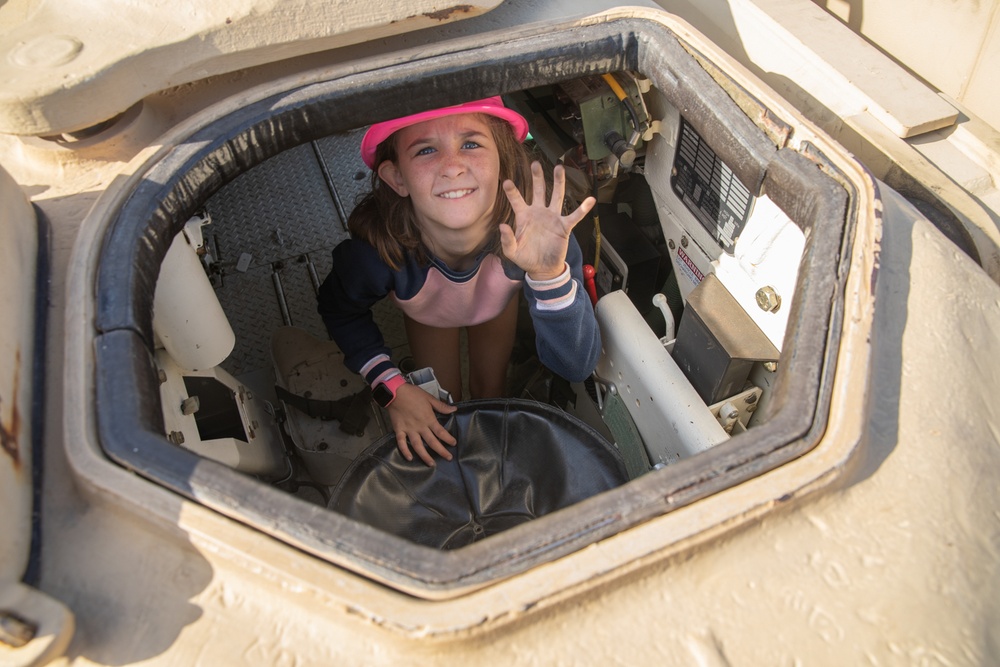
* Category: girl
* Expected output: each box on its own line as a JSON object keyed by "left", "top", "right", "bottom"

{"left": 317, "top": 97, "right": 600, "bottom": 466}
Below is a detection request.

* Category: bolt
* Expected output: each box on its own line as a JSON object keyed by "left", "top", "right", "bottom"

{"left": 755, "top": 286, "right": 781, "bottom": 313}
{"left": 158, "top": 369, "right": 167, "bottom": 384}
{"left": 595, "top": 161, "right": 612, "bottom": 181}
{"left": 668, "top": 239, "right": 676, "bottom": 250}
{"left": 167, "top": 431, "right": 185, "bottom": 445}
{"left": 680, "top": 236, "right": 689, "bottom": 248}
{"left": 744, "top": 393, "right": 758, "bottom": 405}
{"left": 763, "top": 361, "right": 778, "bottom": 372}
{"left": 0, "top": 611, "right": 38, "bottom": 648}
{"left": 180, "top": 396, "right": 200, "bottom": 415}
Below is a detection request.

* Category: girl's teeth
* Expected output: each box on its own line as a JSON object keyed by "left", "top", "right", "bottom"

{"left": 439, "top": 189, "right": 473, "bottom": 199}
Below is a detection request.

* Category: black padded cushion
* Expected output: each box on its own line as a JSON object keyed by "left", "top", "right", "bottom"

{"left": 328, "top": 399, "right": 628, "bottom": 549}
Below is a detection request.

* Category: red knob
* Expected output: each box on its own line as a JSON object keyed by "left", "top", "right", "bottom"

{"left": 582, "top": 264, "right": 598, "bottom": 307}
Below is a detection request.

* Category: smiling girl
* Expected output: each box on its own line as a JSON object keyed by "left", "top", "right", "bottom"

{"left": 317, "top": 97, "right": 600, "bottom": 466}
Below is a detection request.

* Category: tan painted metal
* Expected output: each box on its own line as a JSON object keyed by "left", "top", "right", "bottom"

{"left": 0, "top": 0, "right": 502, "bottom": 136}
{"left": 0, "top": 165, "right": 35, "bottom": 615}
{"left": 0, "top": 1, "right": 998, "bottom": 665}
{"left": 0, "top": 165, "right": 74, "bottom": 667}
{"left": 815, "top": 0, "right": 1000, "bottom": 134}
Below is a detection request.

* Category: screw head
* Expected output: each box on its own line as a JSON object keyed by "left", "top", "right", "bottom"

{"left": 755, "top": 286, "right": 781, "bottom": 312}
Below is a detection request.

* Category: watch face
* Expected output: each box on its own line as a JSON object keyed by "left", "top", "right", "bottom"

{"left": 372, "top": 382, "right": 394, "bottom": 407}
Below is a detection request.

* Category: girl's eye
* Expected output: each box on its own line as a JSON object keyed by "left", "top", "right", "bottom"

{"left": 415, "top": 146, "right": 435, "bottom": 156}
{"left": 462, "top": 141, "right": 481, "bottom": 150}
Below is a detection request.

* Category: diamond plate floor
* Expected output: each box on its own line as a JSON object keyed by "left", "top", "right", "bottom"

{"left": 203, "top": 129, "right": 408, "bottom": 384}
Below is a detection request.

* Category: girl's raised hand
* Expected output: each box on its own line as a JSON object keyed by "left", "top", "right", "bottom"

{"left": 500, "top": 162, "right": 596, "bottom": 281}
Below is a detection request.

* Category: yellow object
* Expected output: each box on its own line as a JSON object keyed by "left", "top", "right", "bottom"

{"left": 602, "top": 72, "right": 629, "bottom": 102}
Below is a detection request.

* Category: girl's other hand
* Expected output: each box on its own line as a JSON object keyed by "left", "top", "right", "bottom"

{"left": 386, "top": 383, "right": 458, "bottom": 466}
{"left": 500, "top": 162, "right": 596, "bottom": 281}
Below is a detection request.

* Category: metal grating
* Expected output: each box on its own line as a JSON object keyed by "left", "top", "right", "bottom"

{"left": 202, "top": 129, "right": 409, "bottom": 382}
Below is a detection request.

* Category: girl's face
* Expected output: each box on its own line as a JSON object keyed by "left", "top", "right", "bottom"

{"left": 377, "top": 114, "right": 501, "bottom": 243}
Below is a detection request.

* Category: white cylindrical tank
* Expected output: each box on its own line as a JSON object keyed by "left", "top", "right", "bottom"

{"left": 595, "top": 290, "right": 728, "bottom": 463}
{"left": 153, "top": 231, "right": 235, "bottom": 371}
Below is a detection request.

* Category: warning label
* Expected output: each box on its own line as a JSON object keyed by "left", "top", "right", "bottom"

{"left": 676, "top": 246, "right": 704, "bottom": 287}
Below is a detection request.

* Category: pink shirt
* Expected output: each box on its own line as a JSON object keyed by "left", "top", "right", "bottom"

{"left": 391, "top": 254, "right": 521, "bottom": 328}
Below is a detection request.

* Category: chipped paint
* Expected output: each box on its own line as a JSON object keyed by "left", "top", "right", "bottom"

{"left": 1, "top": 349, "right": 21, "bottom": 469}
{"left": 424, "top": 5, "right": 474, "bottom": 21}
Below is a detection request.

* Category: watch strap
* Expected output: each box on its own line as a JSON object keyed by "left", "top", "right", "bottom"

{"left": 373, "top": 373, "right": 407, "bottom": 407}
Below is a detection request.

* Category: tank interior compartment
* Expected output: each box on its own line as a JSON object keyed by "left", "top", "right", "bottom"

{"left": 147, "top": 71, "right": 802, "bottom": 494}
{"left": 91, "top": 15, "right": 851, "bottom": 595}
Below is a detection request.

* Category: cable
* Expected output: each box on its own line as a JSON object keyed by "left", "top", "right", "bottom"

{"left": 601, "top": 72, "right": 628, "bottom": 103}
{"left": 591, "top": 160, "right": 601, "bottom": 271}
{"left": 601, "top": 73, "right": 642, "bottom": 135}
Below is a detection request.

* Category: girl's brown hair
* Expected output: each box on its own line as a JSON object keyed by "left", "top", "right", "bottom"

{"left": 347, "top": 113, "right": 535, "bottom": 270}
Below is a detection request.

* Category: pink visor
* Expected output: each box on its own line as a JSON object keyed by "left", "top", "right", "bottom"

{"left": 360, "top": 96, "right": 529, "bottom": 168}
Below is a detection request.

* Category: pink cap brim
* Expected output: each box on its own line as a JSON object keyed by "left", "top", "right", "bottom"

{"left": 360, "top": 96, "right": 529, "bottom": 168}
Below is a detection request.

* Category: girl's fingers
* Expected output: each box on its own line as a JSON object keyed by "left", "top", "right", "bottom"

{"left": 430, "top": 420, "right": 457, "bottom": 447}
{"left": 566, "top": 196, "right": 597, "bottom": 226}
{"left": 503, "top": 179, "right": 526, "bottom": 213}
{"left": 507, "top": 163, "right": 592, "bottom": 236}
{"left": 395, "top": 427, "right": 456, "bottom": 467}
{"left": 550, "top": 164, "right": 567, "bottom": 210}
{"left": 410, "top": 438, "right": 436, "bottom": 467}
{"left": 431, "top": 424, "right": 457, "bottom": 452}
{"left": 531, "top": 161, "right": 547, "bottom": 207}
{"left": 396, "top": 433, "right": 413, "bottom": 462}
{"left": 413, "top": 430, "right": 453, "bottom": 466}
{"left": 498, "top": 223, "right": 516, "bottom": 255}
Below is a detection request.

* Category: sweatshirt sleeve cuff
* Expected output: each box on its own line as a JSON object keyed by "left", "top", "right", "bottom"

{"left": 360, "top": 355, "right": 400, "bottom": 386}
{"left": 525, "top": 263, "right": 576, "bottom": 312}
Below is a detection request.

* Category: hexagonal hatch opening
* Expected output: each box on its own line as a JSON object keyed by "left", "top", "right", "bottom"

{"left": 92, "top": 15, "right": 851, "bottom": 596}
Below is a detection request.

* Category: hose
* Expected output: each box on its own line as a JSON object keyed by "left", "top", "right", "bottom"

{"left": 601, "top": 73, "right": 642, "bottom": 136}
